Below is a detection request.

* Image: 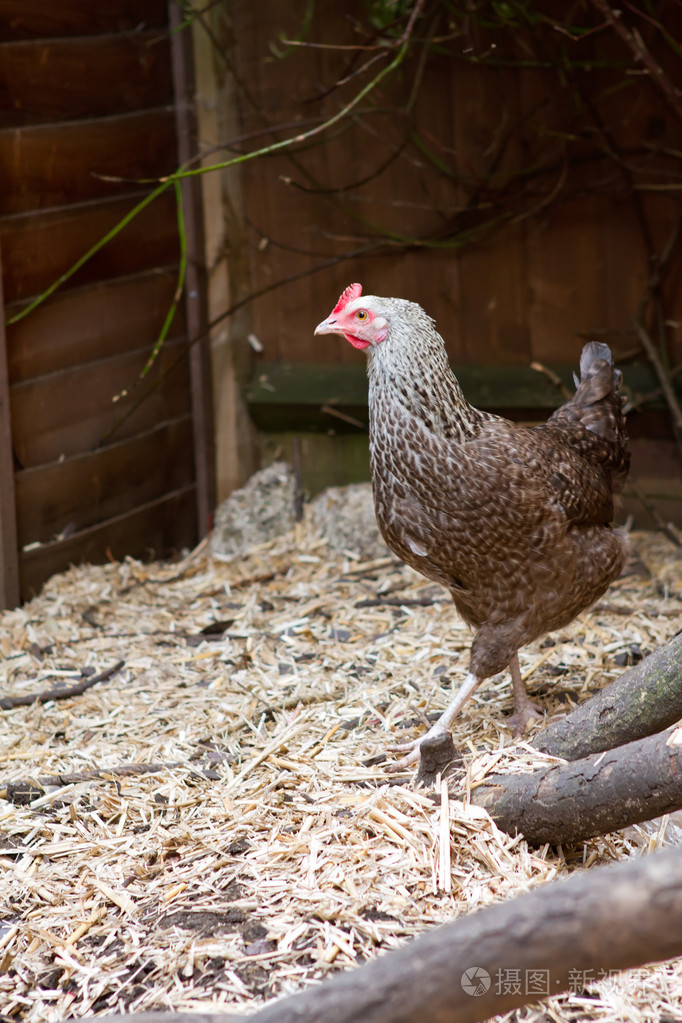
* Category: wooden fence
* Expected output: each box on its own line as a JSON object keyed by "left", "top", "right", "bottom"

{"left": 0, "top": 0, "right": 214, "bottom": 606}
{"left": 219, "top": 1, "right": 682, "bottom": 519}
{"left": 1, "top": 1, "right": 681, "bottom": 606}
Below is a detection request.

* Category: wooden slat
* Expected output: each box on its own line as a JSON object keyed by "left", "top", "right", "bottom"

{"left": 250, "top": 363, "right": 368, "bottom": 414}
{"left": 170, "top": 2, "right": 216, "bottom": 536}
{"left": 6, "top": 267, "right": 186, "bottom": 383}
{"left": 0, "top": 108, "right": 177, "bottom": 214}
{"left": 0, "top": 190, "right": 180, "bottom": 303}
{"left": 456, "top": 222, "right": 531, "bottom": 366}
{"left": 0, "top": 0, "right": 204, "bottom": 599}
{"left": 526, "top": 196, "right": 622, "bottom": 364}
{"left": 15, "top": 415, "right": 195, "bottom": 546}
{"left": 230, "top": 0, "right": 682, "bottom": 395}
{"left": 0, "top": 248, "right": 19, "bottom": 608}
{"left": 261, "top": 432, "right": 370, "bottom": 498}
{"left": 191, "top": 4, "right": 259, "bottom": 502}
{"left": 0, "top": 33, "right": 173, "bottom": 127}
{"left": 0, "top": 0, "right": 167, "bottom": 41}
{"left": 247, "top": 360, "right": 682, "bottom": 431}
{"left": 10, "top": 338, "right": 191, "bottom": 468}
{"left": 19, "top": 485, "right": 197, "bottom": 601}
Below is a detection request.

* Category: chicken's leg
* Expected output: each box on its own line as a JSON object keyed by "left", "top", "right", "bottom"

{"left": 507, "top": 651, "right": 543, "bottom": 735}
{"left": 386, "top": 671, "right": 482, "bottom": 772}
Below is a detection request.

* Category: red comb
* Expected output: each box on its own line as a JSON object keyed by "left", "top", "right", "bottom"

{"left": 332, "top": 283, "right": 362, "bottom": 314}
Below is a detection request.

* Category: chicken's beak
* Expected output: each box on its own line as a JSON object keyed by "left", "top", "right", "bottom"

{"left": 314, "top": 317, "right": 339, "bottom": 336}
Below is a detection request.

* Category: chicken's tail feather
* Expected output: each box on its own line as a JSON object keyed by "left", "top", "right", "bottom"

{"left": 566, "top": 341, "right": 624, "bottom": 434}
{"left": 571, "top": 341, "right": 622, "bottom": 403}
{"left": 548, "top": 340, "right": 630, "bottom": 491}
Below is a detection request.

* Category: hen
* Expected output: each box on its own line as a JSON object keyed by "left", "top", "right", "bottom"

{"left": 315, "top": 283, "right": 630, "bottom": 770}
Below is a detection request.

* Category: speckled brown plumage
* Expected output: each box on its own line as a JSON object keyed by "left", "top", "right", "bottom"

{"left": 315, "top": 287, "right": 630, "bottom": 765}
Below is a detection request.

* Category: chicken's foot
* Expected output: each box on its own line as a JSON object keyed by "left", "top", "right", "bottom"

{"left": 507, "top": 651, "right": 543, "bottom": 735}
{"left": 386, "top": 672, "right": 482, "bottom": 772}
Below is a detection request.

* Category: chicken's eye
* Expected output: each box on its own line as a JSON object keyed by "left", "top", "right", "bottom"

{"left": 356, "top": 310, "right": 368, "bottom": 320}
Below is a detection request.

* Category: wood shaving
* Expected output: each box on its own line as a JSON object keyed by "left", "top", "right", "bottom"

{"left": 0, "top": 526, "right": 680, "bottom": 1021}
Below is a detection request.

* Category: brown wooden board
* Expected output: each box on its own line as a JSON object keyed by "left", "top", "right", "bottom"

{"left": 14, "top": 414, "right": 195, "bottom": 547}
{"left": 19, "top": 484, "right": 197, "bottom": 601}
{"left": 0, "top": 252, "right": 19, "bottom": 608}
{"left": 0, "top": 0, "right": 167, "bottom": 41}
{"left": 170, "top": 6, "right": 216, "bottom": 538}
{"left": 456, "top": 222, "right": 531, "bottom": 366}
{"left": 0, "top": 109, "right": 177, "bottom": 214}
{"left": 0, "top": 0, "right": 210, "bottom": 602}
{"left": 228, "top": 0, "right": 682, "bottom": 382}
{"left": 0, "top": 190, "right": 180, "bottom": 304}
{"left": 10, "top": 338, "right": 191, "bottom": 469}
{"left": 526, "top": 195, "right": 611, "bottom": 364}
{"left": 0, "top": 32, "right": 173, "bottom": 127}
{"left": 6, "top": 267, "right": 185, "bottom": 384}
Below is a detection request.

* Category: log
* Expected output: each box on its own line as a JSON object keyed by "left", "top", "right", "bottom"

{"left": 89, "top": 847, "right": 682, "bottom": 1023}
{"left": 471, "top": 726, "right": 682, "bottom": 845}
{"left": 534, "top": 632, "right": 682, "bottom": 761}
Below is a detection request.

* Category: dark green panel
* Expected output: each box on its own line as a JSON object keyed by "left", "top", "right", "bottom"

{"left": 248, "top": 361, "right": 679, "bottom": 432}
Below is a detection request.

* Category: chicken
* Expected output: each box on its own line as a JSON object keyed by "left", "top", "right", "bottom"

{"left": 314, "top": 283, "right": 630, "bottom": 770}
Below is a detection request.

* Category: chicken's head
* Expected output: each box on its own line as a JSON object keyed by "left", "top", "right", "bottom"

{"left": 314, "top": 283, "right": 388, "bottom": 350}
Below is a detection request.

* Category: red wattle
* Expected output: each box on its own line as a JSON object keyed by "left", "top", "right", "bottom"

{"left": 344, "top": 334, "right": 370, "bottom": 350}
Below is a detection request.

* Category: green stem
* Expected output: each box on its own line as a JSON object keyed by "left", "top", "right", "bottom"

{"left": 6, "top": 185, "right": 171, "bottom": 326}
{"left": 111, "top": 180, "right": 188, "bottom": 404}
{"left": 6, "top": 8, "right": 420, "bottom": 327}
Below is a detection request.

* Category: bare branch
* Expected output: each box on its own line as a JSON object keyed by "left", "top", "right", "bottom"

{"left": 88, "top": 848, "right": 682, "bottom": 1023}
{"left": 0, "top": 660, "right": 125, "bottom": 711}
{"left": 634, "top": 318, "right": 682, "bottom": 453}
{"left": 472, "top": 726, "right": 682, "bottom": 845}
{"left": 589, "top": 0, "right": 682, "bottom": 121}
{"left": 535, "top": 633, "right": 682, "bottom": 761}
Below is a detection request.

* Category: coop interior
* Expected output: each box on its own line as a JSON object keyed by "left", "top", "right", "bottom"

{"left": 1, "top": 3, "right": 682, "bottom": 1023}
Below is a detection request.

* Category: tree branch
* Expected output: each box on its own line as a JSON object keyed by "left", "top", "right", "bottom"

{"left": 90, "top": 847, "right": 682, "bottom": 1023}
{"left": 634, "top": 318, "right": 682, "bottom": 458}
{"left": 589, "top": 0, "right": 682, "bottom": 122}
{"left": 0, "top": 660, "right": 125, "bottom": 711}
{"left": 534, "top": 633, "right": 682, "bottom": 761}
{"left": 3, "top": 757, "right": 227, "bottom": 804}
{"left": 472, "top": 726, "right": 682, "bottom": 846}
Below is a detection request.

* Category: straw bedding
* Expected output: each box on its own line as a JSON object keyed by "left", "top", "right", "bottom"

{"left": 1, "top": 508, "right": 681, "bottom": 1022}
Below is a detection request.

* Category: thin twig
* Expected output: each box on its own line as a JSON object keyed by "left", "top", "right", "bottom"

{"left": 622, "top": 363, "right": 682, "bottom": 415}
{"left": 626, "top": 479, "right": 682, "bottom": 548}
{"left": 320, "top": 406, "right": 366, "bottom": 430}
{"left": 4, "top": 755, "right": 231, "bottom": 796}
{"left": 530, "top": 361, "right": 572, "bottom": 399}
{"left": 118, "top": 180, "right": 188, "bottom": 398}
{"left": 0, "top": 660, "right": 125, "bottom": 711}
{"left": 589, "top": 0, "right": 682, "bottom": 121}
{"left": 6, "top": 0, "right": 426, "bottom": 329}
{"left": 354, "top": 596, "right": 445, "bottom": 608}
{"left": 633, "top": 318, "right": 682, "bottom": 457}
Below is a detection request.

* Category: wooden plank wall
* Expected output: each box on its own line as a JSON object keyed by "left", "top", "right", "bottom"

{"left": 228, "top": 2, "right": 682, "bottom": 370}
{"left": 220, "top": 0, "right": 682, "bottom": 518}
{"left": 0, "top": 0, "right": 212, "bottom": 603}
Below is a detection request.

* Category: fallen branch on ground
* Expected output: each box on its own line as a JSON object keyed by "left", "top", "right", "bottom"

{"left": 471, "top": 726, "right": 682, "bottom": 845}
{"left": 87, "top": 846, "right": 682, "bottom": 1023}
{"left": 355, "top": 595, "right": 445, "bottom": 608}
{"left": 534, "top": 633, "right": 682, "bottom": 761}
{"left": 0, "top": 660, "right": 125, "bottom": 711}
{"left": 2, "top": 755, "right": 235, "bottom": 804}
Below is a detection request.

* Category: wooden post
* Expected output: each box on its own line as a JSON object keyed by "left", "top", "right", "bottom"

{"left": 0, "top": 251, "right": 20, "bottom": 608}
{"left": 185, "top": 1, "right": 260, "bottom": 502}
{"left": 169, "top": 1, "right": 217, "bottom": 534}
